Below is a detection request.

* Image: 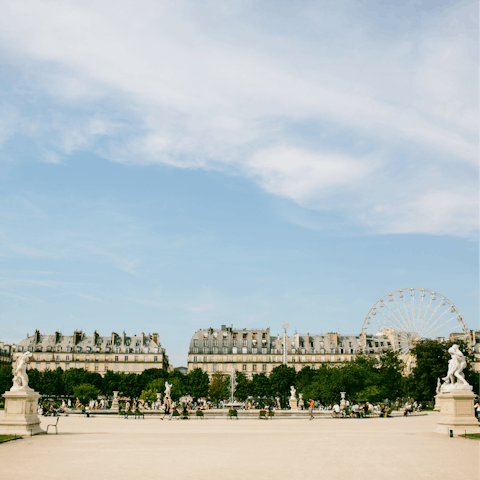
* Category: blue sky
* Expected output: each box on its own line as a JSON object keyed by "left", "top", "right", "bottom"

{"left": 0, "top": 0, "right": 477, "bottom": 366}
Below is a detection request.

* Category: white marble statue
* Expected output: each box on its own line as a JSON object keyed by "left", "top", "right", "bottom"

{"left": 164, "top": 381, "right": 172, "bottom": 398}
{"left": 441, "top": 344, "right": 470, "bottom": 391}
{"left": 12, "top": 351, "right": 32, "bottom": 390}
{"left": 290, "top": 386, "right": 296, "bottom": 399}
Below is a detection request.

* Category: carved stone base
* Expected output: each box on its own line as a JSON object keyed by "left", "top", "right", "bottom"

{"left": 289, "top": 398, "right": 298, "bottom": 411}
{"left": 435, "top": 389, "right": 478, "bottom": 435}
{"left": 0, "top": 388, "right": 45, "bottom": 436}
{"left": 433, "top": 394, "right": 440, "bottom": 411}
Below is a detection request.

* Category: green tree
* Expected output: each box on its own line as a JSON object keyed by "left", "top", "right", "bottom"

{"left": 406, "top": 339, "right": 477, "bottom": 401}
{"left": 377, "top": 351, "right": 403, "bottom": 403}
{"left": 168, "top": 370, "right": 186, "bottom": 401}
{"left": 186, "top": 368, "right": 209, "bottom": 400}
{"left": 209, "top": 371, "right": 226, "bottom": 404}
{"left": 140, "top": 368, "right": 169, "bottom": 391}
{"left": 234, "top": 371, "right": 251, "bottom": 401}
{"left": 101, "top": 371, "right": 122, "bottom": 396}
{"left": 269, "top": 365, "right": 296, "bottom": 407}
{"left": 250, "top": 373, "right": 271, "bottom": 398}
{"left": 72, "top": 383, "right": 101, "bottom": 406}
{"left": 26, "top": 368, "right": 43, "bottom": 394}
{"left": 63, "top": 369, "right": 102, "bottom": 395}
{"left": 140, "top": 379, "right": 165, "bottom": 402}
{"left": 41, "top": 368, "right": 65, "bottom": 396}
{"left": 0, "top": 365, "right": 13, "bottom": 395}
{"left": 118, "top": 373, "right": 142, "bottom": 399}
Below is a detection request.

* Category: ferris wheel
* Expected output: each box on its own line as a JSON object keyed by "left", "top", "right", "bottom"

{"left": 361, "top": 288, "right": 469, "bottom": 362}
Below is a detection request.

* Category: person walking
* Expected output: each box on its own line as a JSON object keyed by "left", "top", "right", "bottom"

{"left": 161, "top": 397, "right": 172, "bottom": 421}
{"left": 308, "top": 398, "right": 315, "bottom": 420}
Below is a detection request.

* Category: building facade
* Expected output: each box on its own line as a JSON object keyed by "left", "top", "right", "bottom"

{"left": 0, "top": 341, "right": 12, "bottom": 367}
{"left": 186, "top": 325, "right": 390, "bottom": 379}
{"left": 14, "top": 330, "right": 169, "bottom": 376}
{"left": 188, "top": 325, "right": 480, "bottom": 378}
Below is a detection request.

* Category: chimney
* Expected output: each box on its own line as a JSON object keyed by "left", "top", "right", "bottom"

{"left": 74, "top": 330, "right": 82, "bottom": 345}
{"left": 152, "top": 333, "right": 159, "bottom": 345}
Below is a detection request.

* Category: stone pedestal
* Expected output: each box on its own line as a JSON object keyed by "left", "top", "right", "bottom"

{"left": 110, "top": 391, "right": 119, "bottom": 410}
{"left": 0, "top": 388, "right": 44, "bottom": 436}
{"left": 433, "top": 394, "right": 440, "bottom": 411}
{"left": 289, "top": 398, "right": 298, "bottom": 411}
{"left": 298, "top": 393, "right": 304, "bottom": 410}
{"left": 340, "top": 392, "right": 346, "bottom": 410}
{"left": 435, "top": 386, "right": 478, "bottom": 435}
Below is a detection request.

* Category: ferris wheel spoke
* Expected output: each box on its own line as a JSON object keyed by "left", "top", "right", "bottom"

{"left": 418, "top": 306, "right": 450, "bottom": 338}
{"left": 426, "top": 315, "right": 462, "bottom": 339}
{"left": 384, "top": 303, "right": 410, "bottom": 332}
{"left": 374, "top": 315, "right": 411, "bottom": 345}
{"left": 416, "top": 292, "right": 425, "bottom": 327}
{"left": 392, "top": 297, "right": 413, "bottom": 332}
{"left": 411, "top": 292, "right": 418, "bottom": 331}
{"left": 379, "top": 308, "right": 410, "bottom": 335}
{"left": 420, "top": 296, "right": 434, "bottom": 326}
{"left": 421, "top": 301, "right": 443, "bottom": 335}
{"left": 401, "top": 295, "right": 417, "bottom": 334}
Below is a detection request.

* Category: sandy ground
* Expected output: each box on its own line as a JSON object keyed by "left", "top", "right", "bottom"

{"left": 1, "top": 411, "right": 478, "bottom": 480}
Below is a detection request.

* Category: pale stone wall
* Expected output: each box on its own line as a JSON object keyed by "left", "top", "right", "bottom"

{"left": 13, "top": 330, "right": 170, "bottom": 376}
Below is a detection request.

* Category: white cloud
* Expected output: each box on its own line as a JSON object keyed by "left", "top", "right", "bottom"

{"left": 246, "top": 147, "right": 378, "bottom": 205}
{"left": 0, "top": 0, "right": 476, "bottom": 236}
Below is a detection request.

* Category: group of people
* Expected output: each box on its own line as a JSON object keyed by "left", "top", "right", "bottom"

{"left": 403, "top": 401, "right": 422, "bottom": 416}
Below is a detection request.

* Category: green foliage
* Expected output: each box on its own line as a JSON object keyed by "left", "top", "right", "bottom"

{"left": 234, "top": 371, "right": 251, "bottom": 401}
{"left": 63, "top": 369, "right": 102, "bottom": 395}
{"left": 0, "top": 365, "right": 13, "bottom": 395}
{"left": 250, "top": 373, "right": 271, "bottom": 398}
{"left": 140, "top": 379, "right": 165, "bottom": 402}
{"left": 269, "top": 365, "right": 296, "bottom": 407}
{"left": 405, "top": 339, "right": 478, "bottom": 401}
{"left": 186, "top": 368, "right": 209, "bottom": 399}
{"left": 72, "top": 383, "right": 101, "bottom": 405}
{"left": 208, "top": 371, "right": 226, "bottom": 403}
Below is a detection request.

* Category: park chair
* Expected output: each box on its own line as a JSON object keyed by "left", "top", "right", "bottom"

{"left": 46, "top": 416, "right": 59, "bottom": 434}
{"left": 227, "top": 409, "right": 238, "bottom": 420}
{"left": 259, "top": 410, "right": 267, "bottom": 420}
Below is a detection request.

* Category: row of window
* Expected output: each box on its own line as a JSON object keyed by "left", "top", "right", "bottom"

{"left": 193, "top": 337, "right": 360, "bottom": 349}
{"left": 191, "top": 346, "right": 358, "bottom": 355}
{"left": 35, "top": 355, "right": 160, "bottom": 362}
{"left": 192, "top": 355, "right": 354, "bottom": 363}
{"left": 20, "top": 345, "right": 161, "bottom": 354}
{"left": 34, "top": 363, "right": 155, "bottom": 372}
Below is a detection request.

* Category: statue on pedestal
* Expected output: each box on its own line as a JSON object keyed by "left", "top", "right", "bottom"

{"left": 164, "top": 381, "right": 172, "bottom": 399}
{"left": 0, "top": 351, "right": 44, "bottom": 435}
{"left": 435, "top": 344, "right": 477, "bottom": 435}
{"left": 290, "top": 386, "right": 296, "bottom": 399}
{"left": 12, "top": 351, "right": 33, "bottom": 390}
{"left": 441, "top": 344, "right": 470, "bottom": 391}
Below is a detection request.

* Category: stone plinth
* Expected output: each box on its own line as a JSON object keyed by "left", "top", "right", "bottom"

{"left": 433, "top": 394, "right": 440, "bottom": 411}
{"left": 110, "top": 391, "right": 119, "bottom": 410}
{"left": 0, "top": 388, "right": 44, "bottom": 436}
{"left": 435, "top": 386, "right": 478, "bottom": 435}
{"left": 289, "top": 398, "right": 298, "bottom": 411}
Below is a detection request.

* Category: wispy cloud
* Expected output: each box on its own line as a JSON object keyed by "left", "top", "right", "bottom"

{"left": 0, "top": 1, "right": 476, "bottom": 236}
{"left": 185, "top": 303, "right": 217, "bottom": 314}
